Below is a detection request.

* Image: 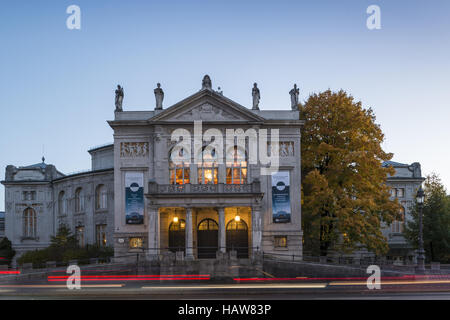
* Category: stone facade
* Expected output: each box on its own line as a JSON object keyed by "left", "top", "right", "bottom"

{"left": 1, "top": 76, "right": 305, "bottom": 263}
{"left": 0, "top": 211, "right": 4, "bottom": 239}
{"left": 382, "top": 161, "right": 425, "bottom": 265}
{"left": 1, "top": 147, "right": 114, "bottom": 260}
{"left": 110, "top": 76, "right": 304, "bottom": 261}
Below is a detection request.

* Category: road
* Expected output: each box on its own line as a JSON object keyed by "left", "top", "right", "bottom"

{"left": 1, "top": 279, "right": 450, "bottom": 300}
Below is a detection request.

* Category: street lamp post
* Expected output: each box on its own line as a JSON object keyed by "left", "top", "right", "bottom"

{"left": 416, "top": 185, "right": 425, "bottom": 273}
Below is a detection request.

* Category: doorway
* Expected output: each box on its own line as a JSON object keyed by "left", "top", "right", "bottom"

{"left": 226, "top": 219, "right": 249, "bottom": 258}
{"left": 197, "top": 218, "right": 218, "bottom": 259}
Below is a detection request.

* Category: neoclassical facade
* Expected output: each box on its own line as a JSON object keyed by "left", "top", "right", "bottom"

{"left": 2, "top": 76, "right": 305, "bottom": 261}
{"left": 1, "top": 76, "right": 425, "bottom": 265}
{"left": 382, "top": 161, "right": 424, "bottom": 264}
{"left": 111, "top": 76, "right": 304, "bottom": 260}
{"left": 1, "top": 148, "right": 114, "bottom": 258}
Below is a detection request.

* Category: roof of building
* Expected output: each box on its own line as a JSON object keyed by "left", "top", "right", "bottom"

{"left": 382, "top": 160, "right": 409, "bottom": 167}
{"left": 88, "top": 143, "right": 114, "bottom": 153}
{"left": 22, "top": 157, "right": 48, "bottom": 169}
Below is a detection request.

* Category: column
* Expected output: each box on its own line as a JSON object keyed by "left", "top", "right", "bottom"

{"left": 185, "top": 207, "right": 194, "bottom": 260}
{"left": 218, "top": 207, "right": 226, "bottom": 253}
{"left": 251, "top": 206, "right": 262, "bottom": 256}
{"left": 148, "top": 206, "right": 160, "bottom": 259}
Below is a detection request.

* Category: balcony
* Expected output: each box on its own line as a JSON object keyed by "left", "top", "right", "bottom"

{"left": 148, "top": 180, "right": 261, "bottom": 196}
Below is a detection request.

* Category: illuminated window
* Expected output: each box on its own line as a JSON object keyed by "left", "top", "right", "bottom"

{"left": 95, "top": 185, "right": 107, "bottom": 210}
{"left": 198, "top": 218, "right": 219, "bottom": 231}
{"left": 226, "top": 146, "right": 247, "bottom": 184}
{"left": 75, "top": 188, "right": 84, "bottom": 212}
{"left": 23, "top": 208, "right": 37, "bottom": 238}
{"left": 76, "top": 226, "right": 85, "bottom": 247}
{"left": 169, "top": 147, "right": 190, "bottom": 185}
{"left": 129, "top": 237, "right": 143, "bottom": 249}
{"left": 391, "top": 207, "right": 405, "bottom": 233}
{"left": 274, "top": 236, "right": 288, "bottom": 248}
{"left": 96, "top": 224, "right": 107, "bottom": 246}
{"left": 197, "top": 146, "right": 218, "bottom": 184}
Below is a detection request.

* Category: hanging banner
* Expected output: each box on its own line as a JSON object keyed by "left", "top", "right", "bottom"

{"left": 125, "top": 172, "right": 144, "bottom": 225}
{"left": 271, "top": 171, "right": 291, "bottom": 223}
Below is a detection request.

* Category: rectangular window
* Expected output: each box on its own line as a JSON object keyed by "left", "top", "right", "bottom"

{"left": 396, "top": 188, "right": 405, "bottom": 198}
{"left": 129, "top": 237, "right": 143, "bottom": 249}
{"left": 274, "top": 236, "right": 288, "bottom": 248}
{"left": 170, "top": 164, "right": 190, "bottom": 185}
{"left": 198, "top": 165, "right": 218, "bottom": 184}
{"left": 96, "top": 224, "right": 107, "bottom": 247}
{"left": 226, "top": 164, "right": 247, "bottom": 184}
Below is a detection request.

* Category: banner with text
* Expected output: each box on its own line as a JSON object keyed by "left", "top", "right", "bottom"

{"left": 271, "top": 171, "right": 291, "bottom": 223}
{"left": 125, "top": 172, "right": 144, "bottom": 225}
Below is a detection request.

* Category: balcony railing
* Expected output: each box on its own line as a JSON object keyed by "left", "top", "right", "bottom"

{"left": 148, "top": 181, "right": 261, "bottom": 195}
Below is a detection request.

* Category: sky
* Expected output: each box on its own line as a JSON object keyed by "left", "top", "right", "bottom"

{"left": 0, "top": 0, "right": 449, "bottom": 210}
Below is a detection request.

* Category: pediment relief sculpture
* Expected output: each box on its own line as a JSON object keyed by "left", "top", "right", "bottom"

{"left": 174, "top": 103, "right": 240, "bottom": 121}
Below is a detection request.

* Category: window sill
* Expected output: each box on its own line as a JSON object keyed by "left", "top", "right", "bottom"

{"left": 21, "top": 237, "right": 39, "bottom": 241}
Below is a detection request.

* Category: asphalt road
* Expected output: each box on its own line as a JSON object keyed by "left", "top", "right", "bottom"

{"left": 1, "top": 281, "right": 450, "bottom": 300}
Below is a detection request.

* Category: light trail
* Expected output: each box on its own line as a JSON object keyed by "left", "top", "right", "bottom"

{"left": 0, "top": 284, "right": 124, "bottom": 288}
{"left": 142, "top": 283, "right": 328, "bottom": 290}
{"left": 0, "top": 271, "right": 21, "bottom": 275}
{"left": 329, "top": 280, "right": 450, "bottom": 286}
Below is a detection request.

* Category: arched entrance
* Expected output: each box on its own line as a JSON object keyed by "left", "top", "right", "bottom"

{"left": 226, "top": 219, "right": 249, "bottom": 258}
{"left": 197, "top": 218, "right": 218, "bottom": 259}
{"left": 169, "top": 219, "right": 185, "bottom": 253}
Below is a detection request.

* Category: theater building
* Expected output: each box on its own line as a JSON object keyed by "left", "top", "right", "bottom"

{"left": 2, "top": 76, "right": 304, "bottom": 261}
{"left": 111, "top": 76, "right": 304, "bottom": 260}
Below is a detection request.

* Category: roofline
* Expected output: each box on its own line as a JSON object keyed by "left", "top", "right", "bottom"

{"left": 88, "top": 143, "right": 114, "bottom": 153}
{"left": 52, "top": 167, "right": 114, "bottom": 182}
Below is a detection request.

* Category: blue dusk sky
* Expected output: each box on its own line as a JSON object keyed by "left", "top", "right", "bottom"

{"left": 1, "top": 0, "right": 450, "bottom": 210}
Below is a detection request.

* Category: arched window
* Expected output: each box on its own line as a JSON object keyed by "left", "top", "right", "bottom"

{"left": 197, "top": 146, "right": 218, "bottom": 184}
{"left": 226, "top": 146, "right": 247, "bottom": 184}
{"left": 391, "top": 206, "right": 405, "bottom": 233}
{"left": 96, "top": 185, "right": 107, "bottom": 210}
{"left": 58, "top": 191, "right": 67, "bottom": 215}
{"left": 198, "top": 218, "right": 219, "bottom": 230}
{"left": 23, "top": 208, "right": 37, "bottom": 238}
{"left": 169, "top": 147, "right": 190, "bottom": 185}
{"left": 75, "top": 187, "right": 84, "bottom": 213}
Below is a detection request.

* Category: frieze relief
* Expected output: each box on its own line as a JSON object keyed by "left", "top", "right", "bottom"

{"left": 267, "top": 141, "right": 294, "bottom": 157}
{"left": 120, "top": 142, "right": 149, "bottom": 158}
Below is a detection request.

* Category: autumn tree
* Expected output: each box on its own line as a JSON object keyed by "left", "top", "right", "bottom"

{"left": 404, "top": 173, "right": 450, "bottom": 263}
{"left": 300, "top": 90, "right": 400, "bottom": 257}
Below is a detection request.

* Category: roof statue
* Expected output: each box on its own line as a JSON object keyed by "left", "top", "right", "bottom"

{"left": 252, "top": 83, "right": 260, "bottom": 110}
{"left": 289, "top": 84, "right": 299, "bottom": 111}
{"left": 115, "top": 85, "right": 124, "bottom": 112}
{"left": 202, "top": 75, "right": 212, "bottom": 90}
{"left": 154, "top": 83, "right": 164, "bottom": 110}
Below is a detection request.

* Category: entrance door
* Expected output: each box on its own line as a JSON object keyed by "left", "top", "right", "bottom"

{"left": 197, "top": 218, "right": 218, "bottom": 259}
{"left": 169, "top": 219, "right": 185, "bottom": 253}
{"left": 226, "top": 219, "right": 249, "bottom": 258}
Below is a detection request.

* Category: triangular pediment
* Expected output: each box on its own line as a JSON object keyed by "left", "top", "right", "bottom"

{"left": 149, "top": 89, "right": 265, "bottom": 123}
